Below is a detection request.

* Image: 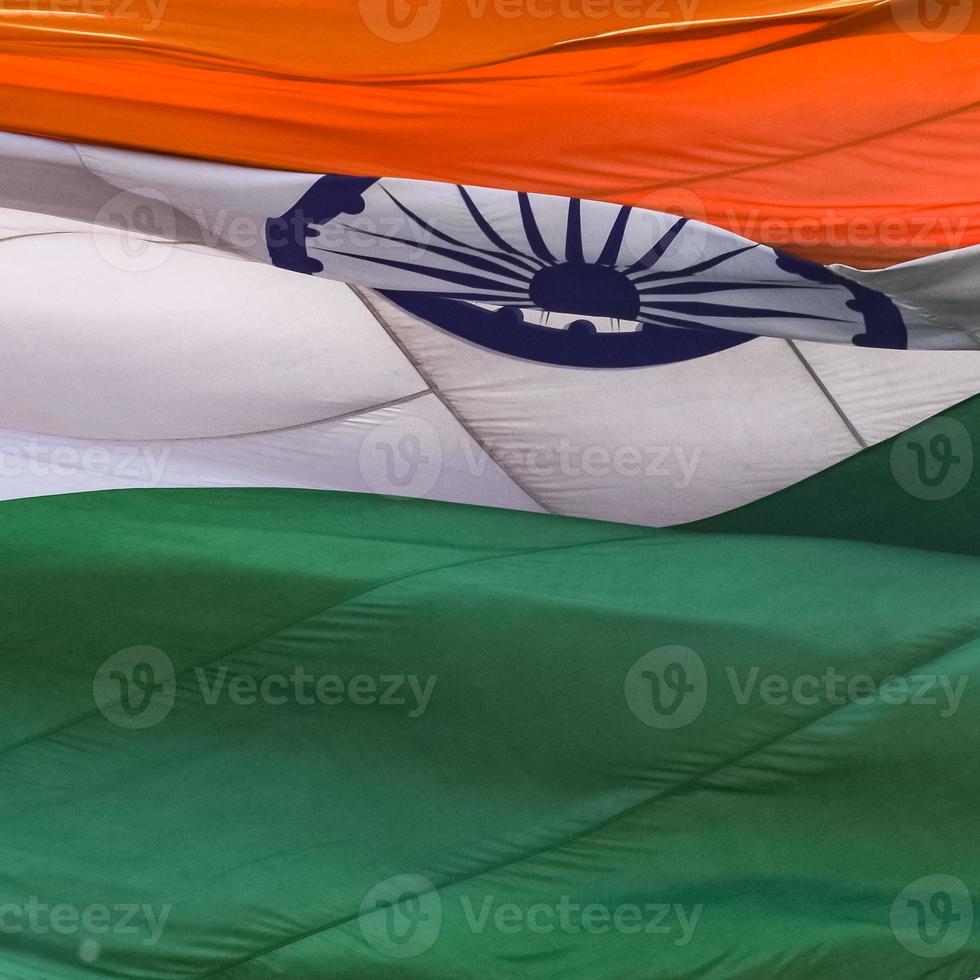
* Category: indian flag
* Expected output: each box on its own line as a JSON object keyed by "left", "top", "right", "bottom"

{"left": 0, "top": 1, "right": 978, "bottom": 977}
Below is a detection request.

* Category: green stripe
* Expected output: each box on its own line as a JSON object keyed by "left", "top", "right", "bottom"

{"left": 0, "top": 397, "right": 978, "bottom": 978}
{"left": 696, "top": 391, "right": 980, "bottom": 556}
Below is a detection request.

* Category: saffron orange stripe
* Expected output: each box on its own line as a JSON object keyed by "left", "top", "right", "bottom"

{"left": 0, "top": 1, "right": 976, "bottom": 267}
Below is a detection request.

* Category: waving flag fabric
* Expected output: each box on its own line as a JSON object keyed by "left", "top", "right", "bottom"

{"left": 0, "top": 0, "right": 881, "bottom": 72}
{"left": 2, "top": 1, "right": 979, "bottom": 266}
{"left": 2, "top": 399, "right": 980, "bottom": 978}
{"left": 2, "top": 128, "right": 979, "bottom": 523}
{"left": 1, "top": 1, "right": 979, "bottom": 978}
